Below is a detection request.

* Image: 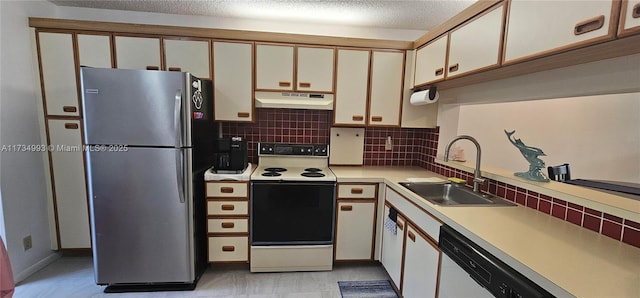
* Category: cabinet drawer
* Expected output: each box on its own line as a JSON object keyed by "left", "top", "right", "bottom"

{"left": 206, "top": 182, "right": 248, "bottom": 198}
{"left": 207, "top": 201, "right": 249, "bottom": 216}
{"left": 207, "top": 218, "right": 249, "bottom": 234}
{"left": 338, "top": 184, "right": 377, "bottom": 199}
{"left": 208, "top": 236, "right": 248, "bottom": 262}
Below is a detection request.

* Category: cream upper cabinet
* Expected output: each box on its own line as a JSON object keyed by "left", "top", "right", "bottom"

{"left": 504, "top": 0, "right": 616, "bottom": 64}
{"left": 213, "top": 41, "right": 253, "bottom": 122}
{"left": 619, "top": 0, "right": 640, "bottom": 36}
{"left": 114, "top": 36, "right": 161, "bottom": 70}
{"left": 447, "top": 3, "right": 504, "bottom": 78}
{"left": 381, "top": 205, "right": 405, "bottom": 289}
{"left": 47, "top": 119, "right": 91, "bottom": 249}
{"left": 369, "top": 51, "right": 404, "bottom": 127}
{"left": 77, "top": 34, "right": 112, "bottom": 68}
{"left": 334, "top": 49, "right": 370, "bottom": 126}
{"left": 164, "top": 39, "right": 211, "bottom": 79}
{"left": 414, "top": 35, "right": 448, "bottom": 87}
{"left": 335, "top": 201, "right": 376, "bottom": 260}
{"left": 255, "top": 44, "right": 294, "bottom": 91}
{"left": 402, "top": 224, "right": 440, "bottom": 298}
{"left": 296, "top": 46, "right": 335, "bottom": 92}
{"left": 37, "top": 32, "right": 79, "bottom": 116}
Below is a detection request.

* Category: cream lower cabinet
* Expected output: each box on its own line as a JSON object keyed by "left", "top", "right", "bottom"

{"left": 369, "top": 51, "right": 404, "bottom": 127}
{"left": 334, "top": 49, "right": 370, "bottom": 126}
{"left": 402, "top": 224, "right": 440, "bottom": 298}
{"left": 380, "top": 204, "right": 406, "bottom": 288}
{"left": 164, "top": 38, "right": 211, "bottom": 79}
{"left": 114, "top": 35, "right": 161, "bottom": 70}
{"left": 213, "top": 41, "right": 253, "bottom": 122}
{"left": 206, "top": 181, "right": 249, "bottom": 263}
{"left": 47, "top": 119, "right": 91, "bottom": 249}
{"left": 335, "top": 183, "right": 378, "bottom": 260}
{"left": 504, "top": 0, "right": 616, "bottom": 64}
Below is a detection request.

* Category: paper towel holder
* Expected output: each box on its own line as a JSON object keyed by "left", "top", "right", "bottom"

{"left": 413, "top": 85, "right": 438, "bottom": 100}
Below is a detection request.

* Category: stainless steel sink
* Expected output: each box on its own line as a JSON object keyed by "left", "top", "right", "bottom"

{"left": 399, "top": 182, "right": 516, "bottom": 207}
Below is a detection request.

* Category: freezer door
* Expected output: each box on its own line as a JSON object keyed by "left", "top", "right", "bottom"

{"left": 81, "top": 67, "right": 186, "bottom": 147}
{"left": 87, "top": 147, "right": 193, "bottom": 284}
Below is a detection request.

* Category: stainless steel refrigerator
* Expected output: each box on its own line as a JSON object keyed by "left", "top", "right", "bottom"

{"left": 80, "top": 67, "right": 214, "bottom": 292}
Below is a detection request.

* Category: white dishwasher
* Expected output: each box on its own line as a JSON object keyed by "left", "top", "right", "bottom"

{"left": 438, "top": 225, "right": 554, "bottom": 298}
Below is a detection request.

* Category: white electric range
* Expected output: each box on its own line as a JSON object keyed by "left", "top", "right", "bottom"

{"left": 250, "top": 143, "right": 336, "bottom": 272}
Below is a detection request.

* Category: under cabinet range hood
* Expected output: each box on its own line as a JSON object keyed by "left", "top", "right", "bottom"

{"left": 255, "top": 91, "right": 334, "bottom": 110}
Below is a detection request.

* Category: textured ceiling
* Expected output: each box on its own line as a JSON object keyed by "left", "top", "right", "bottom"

{"left": 48, "top": 0, "right": 476, "bottom": 31}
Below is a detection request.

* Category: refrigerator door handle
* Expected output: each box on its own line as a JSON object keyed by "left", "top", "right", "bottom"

{"left": 176, "top": 149, "right": 185, "bottom": 203}
{"left": 174, "top": 90, "right": 182, "bottom": 147}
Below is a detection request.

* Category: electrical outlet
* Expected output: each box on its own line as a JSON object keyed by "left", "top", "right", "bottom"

{"left": 23, "top": 235, "right": 32, "bottom": 251}
{"left": 385, "top": 136, "right": 393, "bottom": 151}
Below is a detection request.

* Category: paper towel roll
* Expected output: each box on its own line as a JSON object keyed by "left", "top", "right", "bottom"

{"left": 410, "top": 89, "right": 439, "bottom": 105}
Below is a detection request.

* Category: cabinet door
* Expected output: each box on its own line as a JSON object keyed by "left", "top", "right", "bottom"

{"left": 414, "top": 35, "right": 447, "bottom": 86}
{"left": 37, "top": 32, "right": 79, "bottom": 117}
{"left": 381, "top": 205, "right": 405, "bottom": 289}
{"left": 447, "top": 4, "right": 504, "bottom": 78}
{"left": 504, "top": 0, "right": 616, "bottom": 64}
{"left": 335, "top": 201, "right": 376, "bottom": 260}
{"left": 619, "top": 0, "right": 640, "bottom": 36}
{"left": 296, "top": 46, "right": 335, "bottom": 92}
{"left": 77, "top": 34, "right": 112, "bottom": 68}
{"left": 114, "top": 36, "right": 161, "bottom": 70}
{"left": 369, "top": 51, "right": 404, "bottom": 127}
{"left": 334, "top": 49, "right": 369, "bottom": 125}
{"left": 47, "top": 119, "right": 91, "bottom": 248}
{"left": 164, "top": 39, "right": 211, "bottom": 79}
{"left": 255, "top": 44, "right": 294, "bottom": 91}
{"left": 402, "top": 225, "right": 440, "bottom": 298}
{"left": 213, "top": 41, "right": 253, "bottom": 122}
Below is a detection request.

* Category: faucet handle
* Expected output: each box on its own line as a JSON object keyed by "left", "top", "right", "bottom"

{"left": 474, "top": 177, "right": 486, "bottom": 184}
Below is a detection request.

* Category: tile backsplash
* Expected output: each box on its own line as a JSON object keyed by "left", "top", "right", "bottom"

{"left": 220, "top": 108, "right": 639, "bottom": 249}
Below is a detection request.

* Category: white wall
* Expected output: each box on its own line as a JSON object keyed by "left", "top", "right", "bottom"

{"left": 0, "top": 0, "right": 61, "bottom": 282}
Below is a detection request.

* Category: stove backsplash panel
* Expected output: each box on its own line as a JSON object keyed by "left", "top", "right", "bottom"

{"left": 219, "top": 108, "right": 434, "bottom": 165}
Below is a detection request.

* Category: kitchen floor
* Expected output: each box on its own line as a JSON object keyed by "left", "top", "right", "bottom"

{"left": 14, "top": 257, "right": 389, "bottom": 298}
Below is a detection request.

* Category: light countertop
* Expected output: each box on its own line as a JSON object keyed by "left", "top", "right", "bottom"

{"left": 330, "top": 166, "right": 640, "bottom": 298}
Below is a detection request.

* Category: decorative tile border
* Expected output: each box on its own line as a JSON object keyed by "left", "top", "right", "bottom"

{"left": 418, "top": 127, "right": 640, "bottom": 249}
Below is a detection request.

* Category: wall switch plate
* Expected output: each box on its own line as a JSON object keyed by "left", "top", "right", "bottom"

{"left": 385, "top": 136, "right": 393, "bottom": 150}
{"left": 23, "top": 235, "right": 32, "bottom": 251}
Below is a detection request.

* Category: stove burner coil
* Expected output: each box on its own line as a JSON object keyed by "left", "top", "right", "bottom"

{"left": 301, "top": 172, "right": 326, "bottom": 178}
{"left": 261, "top": 172, "right": 282, "bottom": 177}
{"left": 264, "top": 167, "right": 287, "bottom": 172}
{"left": 304, "top": 168, "right": 323, "bottom": 172}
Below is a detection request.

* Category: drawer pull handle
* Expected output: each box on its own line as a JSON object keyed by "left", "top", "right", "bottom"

{"left": 146, "top": 66, "right": 160, "bottom": 70}
{"left": 371, "top": 116, "right": 383, "bottom": 122}
{"left": 574, "top": 15, "right": 605, "bottom": 35}
{"left": 220, "top": 187, "right": 234, "bottom": 193}
{"left": 350, "top": 188, "right": 363, "bottom": 194}
{"left": 64, "top": 123, "right": 79, "bottom": 129}
{"left": 435, "top": 68, "right": 444, "bottom": 76}
{"left": 340, "top": 205, "right": 353, "bottom": 211}
{"left": 448, "top": 63, "right": 459, "bottom": 73}
{"left": 168, "top": 67, "right": 182, "bottom": 72}
{"left": 352, "top": 115, "right": 364, "bottom": 121}
{"left": 397, "top": 221, "right": 404, "bottom": 231}
{"left": 408, "top": 231, "right": 416, "bottom": 242}
{"left": 279, "top": 81, "right": 291, "bottom": 87}
{"left": 62, "top": 106, "right": 77, "bottom": 113}
{"left": 634, "top": 3, "right": 640, "bottom": 18}
{"left": 299, "top": 82, "right": 311, "bottom": 88}
{"left": 221, "top": 204, "right": 235, "bottom": 211}
{"left": 237, "top": 112, "right": 250, "bottom": 118}
{"left": 221, "top": 222, "right": 235, "bottom": 228}
{"left": 222, "top": 246, "right": 235, "bottom": 252}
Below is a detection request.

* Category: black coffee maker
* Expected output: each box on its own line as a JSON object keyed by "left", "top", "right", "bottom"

{"left": 213, "top": 137, "right": 248, "bottom": 173}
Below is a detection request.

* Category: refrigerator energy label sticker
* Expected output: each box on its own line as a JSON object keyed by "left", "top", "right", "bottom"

{"left": 193, "top": 112, "right": 204, "bottom": 119}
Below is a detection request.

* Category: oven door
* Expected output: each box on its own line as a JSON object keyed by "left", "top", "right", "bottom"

{"left": 251, "top": 181, "right": 336, "bottom": 245}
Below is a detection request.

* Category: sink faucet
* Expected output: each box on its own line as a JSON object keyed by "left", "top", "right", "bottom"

{"left": 444, "top": 135, "right": 485, "bottom": 193}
